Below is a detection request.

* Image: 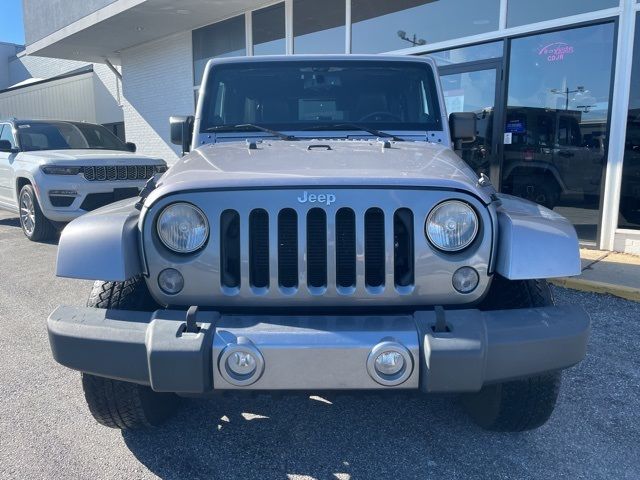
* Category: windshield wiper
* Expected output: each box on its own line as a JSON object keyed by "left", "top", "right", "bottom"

{"left": 205, "top": 124, "right": 297, "bottom": 141}
{"left": 303, "top": 123, "right": 405, "bottom": 141}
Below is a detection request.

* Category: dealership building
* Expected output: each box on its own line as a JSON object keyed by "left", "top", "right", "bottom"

{"left": 16, "top": 0, "right": 640, "bottom": 253}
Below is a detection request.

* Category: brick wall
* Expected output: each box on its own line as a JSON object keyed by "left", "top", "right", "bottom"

{"left": 120, "top": 31, "right": 194, "bottom": 163}
{"left": 614, "top": 231, "right": 640, "bottom": 255}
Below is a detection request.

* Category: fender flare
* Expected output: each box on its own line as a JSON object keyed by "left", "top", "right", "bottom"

{"left": 13, "top": 170, "right": 38, "bottom": 205}
{"left": 56, "top": 198, "right": 143, "bottom": 281}
{"left": 494, "top": 194, "right": 581, "bottom": 280}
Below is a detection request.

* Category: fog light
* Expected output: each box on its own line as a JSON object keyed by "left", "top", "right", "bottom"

{"left": 158, "top": 268, "right": 184, "bottom": 294}
{"left": 228, "top": 351, "right": 257, "bottom": 376}
{"left": 218, "top": 340, "right": 265, "bottom": 386}
{"left": 452, "top": 267, "right": 479, "bottom": 293}
{"left": 374, "top": 351, "right": 405, "bottom": 376}
{"left": 367, "top": 341, "right": 413, "bottom": 386}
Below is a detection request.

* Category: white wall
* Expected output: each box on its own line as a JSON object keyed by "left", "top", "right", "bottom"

{"left": 120, "top": 31, "right": 194, "bottom": 163}
{"left": 0, "top": 43, "right": 21, "bottom": 90}
{"left": 614, "top": 231, "right": 640, "bottom": 255}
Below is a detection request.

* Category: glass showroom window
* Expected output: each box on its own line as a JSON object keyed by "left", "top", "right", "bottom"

{"left": 619, "top": 14, "right": 640, "bottom": 230}
{"left": 253, "top": 3, "right": 286, "bottom": 56}
{"left": 351, "top": 0, "right": 500, "bottom": 54}
{"left": 193, "top": 15, "right": 246, "bottom": 85}
{"left": 293, "top": 0, "right": 345, "bottom": 54}
{"left": 507, "top": 0, "right": 619, "bottom": 28}
{"left": 502, "top": 23, "right": 615, "bottom": 243}
{"left": 429, "top": 41, "right": 503, "bottom": 67}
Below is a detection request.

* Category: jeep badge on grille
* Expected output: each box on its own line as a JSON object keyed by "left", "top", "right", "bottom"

{"left": 297, "top": 191, "right": 336, "bottom": 205}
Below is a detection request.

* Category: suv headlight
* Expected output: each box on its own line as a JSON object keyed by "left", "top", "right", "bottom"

{"left": 425, "top": 200, "right": 478, "bottom": 252}
{"left": 157, "top": 203, "right": 209, "bottom": 253}
{"left": 41, "top": 166, "right": 81, "bottom": 175}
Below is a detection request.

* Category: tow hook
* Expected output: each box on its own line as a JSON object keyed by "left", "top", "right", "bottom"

{"left": 434, "top": 306, "right": 449, "bottom": 333}
{"left": 184, "top": 305, "right": 200, "bottom": 333}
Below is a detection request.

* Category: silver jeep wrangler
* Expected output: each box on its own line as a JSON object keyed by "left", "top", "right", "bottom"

{"left": 47, "top": 56, "right": 589, "bottom": 432}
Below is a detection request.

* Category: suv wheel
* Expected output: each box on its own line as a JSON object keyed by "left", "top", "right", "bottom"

{"left": 462, "top": 276, "right": 562, "bottom": 431}
{"left": 82, "top": 277, "right": 179, "bottom": 430}
{"left": 19, "top": 184, "right": 55, "bottom": 241}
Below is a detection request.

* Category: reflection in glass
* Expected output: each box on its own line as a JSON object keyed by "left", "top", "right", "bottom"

{"left": 351, "top": 0, "right": 500, "bottom": 54}
{"left": 430, "top": 41, "right": 503, "bottom": 67}
{"left": 507, "top": 0, "right": 619, "bottom": 27}
{"left": 619, "top": 15, "right": 640, "bottom": 229}
{"left": 192, "top": 16, "right": 246, "bottom": 85}
{"left": 253, "top": 3, "right": 286, "bottom": 56}
{"left": 503, "top": 23, "right": 615, "bottom": 242}
{"left": 293, "top": 0, "right": 345, "bottom": 54}
{"left": 441, "top": 69, "right": 497, "bottom": 178}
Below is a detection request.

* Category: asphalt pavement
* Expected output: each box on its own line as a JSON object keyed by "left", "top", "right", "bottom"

{"left": 0, "top": 210, "right": 639, "bottom": 480}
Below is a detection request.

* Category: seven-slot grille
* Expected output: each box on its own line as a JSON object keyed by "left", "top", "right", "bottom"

{"left": 82, "top": 165, "right": 159, "bottom": 181}
{"left": 219, "top": 207, "right": 415, "bottom": 292}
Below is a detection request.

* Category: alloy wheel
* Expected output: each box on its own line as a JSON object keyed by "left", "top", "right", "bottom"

{"left": 20, "top": 190, "right": 36, "bottom": 237}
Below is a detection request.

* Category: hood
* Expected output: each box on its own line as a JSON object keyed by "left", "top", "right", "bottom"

{"left": 148, "top": 140, "right": 495, "bottom": 204}
{"left": 22, "top": 149, "right": 165, "bottom": 165}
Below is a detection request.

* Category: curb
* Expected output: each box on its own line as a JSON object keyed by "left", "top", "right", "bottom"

{"left": 550, "top": 277, "right": 640, "bottom": 303}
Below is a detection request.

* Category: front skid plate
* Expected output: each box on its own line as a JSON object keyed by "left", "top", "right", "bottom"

{"left": 47, "top": 306, "right": 589, "bottom": 393}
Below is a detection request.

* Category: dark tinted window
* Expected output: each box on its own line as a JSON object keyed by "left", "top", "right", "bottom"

{"left": 507, "top": 0, "right": 618, "bottom": 27}
{"left": 253, "top": 3, "right": 286, "bottom": 56}
{"left": 351, "top": 0, "right": 500, "bottom": 53}
{"left": 502, "top": 23, "right": 615, "bottom": 242}
{"left": 17, "top": 122, "right": 128, "bottom": 152}
{"left": 193, "top": 16, "right": 246, "bottom": 85}
{"left": 293, "top": 0, "right": 345, "bottom": 54}
{"left": 200, "top": 61, "right": 441, "bottom": 133}
{"left": 619, "top": 14, "right": 640, "bottom": 229}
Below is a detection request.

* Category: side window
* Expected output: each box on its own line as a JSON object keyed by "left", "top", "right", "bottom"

{"left": 0, "top": 124, "right": 16, "bottom": 147}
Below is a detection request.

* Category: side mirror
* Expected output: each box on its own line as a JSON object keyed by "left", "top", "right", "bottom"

{"left": 125, "top": 142, "right": 137, "bottom": 153}
{"left": 170, "top": 115, "right": 194, "bottom": 155}
{"left": 449, "top": 112, "right": 476, "bottom": 149}
{"left": 0, "top": 140, "right": 18, "bottom": 153}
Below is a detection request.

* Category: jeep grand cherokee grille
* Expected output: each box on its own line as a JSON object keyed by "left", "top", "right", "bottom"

{"left": 82, "top": 165, "right": 160, "bottom": 181}
{"left": 218, "top": 206, "right": 415, "bottom": 291}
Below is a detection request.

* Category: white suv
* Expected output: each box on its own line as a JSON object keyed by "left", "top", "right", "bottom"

{"left": 0, "top": 119, "right": 166, "bottom": 241}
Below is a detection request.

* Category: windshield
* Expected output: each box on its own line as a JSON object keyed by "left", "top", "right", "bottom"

{"left": 200, "top": 60, "right": 442, "bottom": 134}
{"left": 16, "top": 122, "right": 127, "bottom": 152}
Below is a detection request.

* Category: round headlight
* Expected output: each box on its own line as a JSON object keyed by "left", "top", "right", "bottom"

{"left": 157, "top": 203, "right": 209, "bottom": 253}
{"left": 426, "top": 200, "right": 478, "bottom": 252}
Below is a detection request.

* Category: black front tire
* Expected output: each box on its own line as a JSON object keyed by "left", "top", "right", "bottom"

{"left": 462, "top": 372, "right": 562, "bottom": 432}
{"left": 82, "top": 373, "right": 179, "bottom": 430}
{"left": 18, "top": 184, "right": 55, "bottom": 242}
{"left": 463, "top": 276, "right": 561, "bottom": 432}
{"left": 82, "top": 277, "right": 179, "bottom": 430}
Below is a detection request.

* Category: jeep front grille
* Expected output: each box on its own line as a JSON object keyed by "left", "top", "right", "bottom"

{"left": 82, "top": 165, "right": 159, "bottom": 181}
{"left": 335, "top": 207, "right": 356, "bottom": 288}
{"left": 218, "top": 206, "right": 415, "bottom": 292}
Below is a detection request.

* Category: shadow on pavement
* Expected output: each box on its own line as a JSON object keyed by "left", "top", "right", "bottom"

{"left": 120, "top": 289, "right": 640, "bottom": 480}
{"left": 122, "top": 392, "right": 536, "bottom": 480}
{"left": 0, "top": 215, "right": 60, "bottom": 245}
{"left": 0, "top": 216, "right": 21, "bottom": 228}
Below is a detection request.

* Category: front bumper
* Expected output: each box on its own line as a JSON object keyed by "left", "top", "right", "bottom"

{"left": 32, "top": 171, "right": 149, "bottom": 222}
{"left": 47, "top": 306, "right": 589, "bottom": 393}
